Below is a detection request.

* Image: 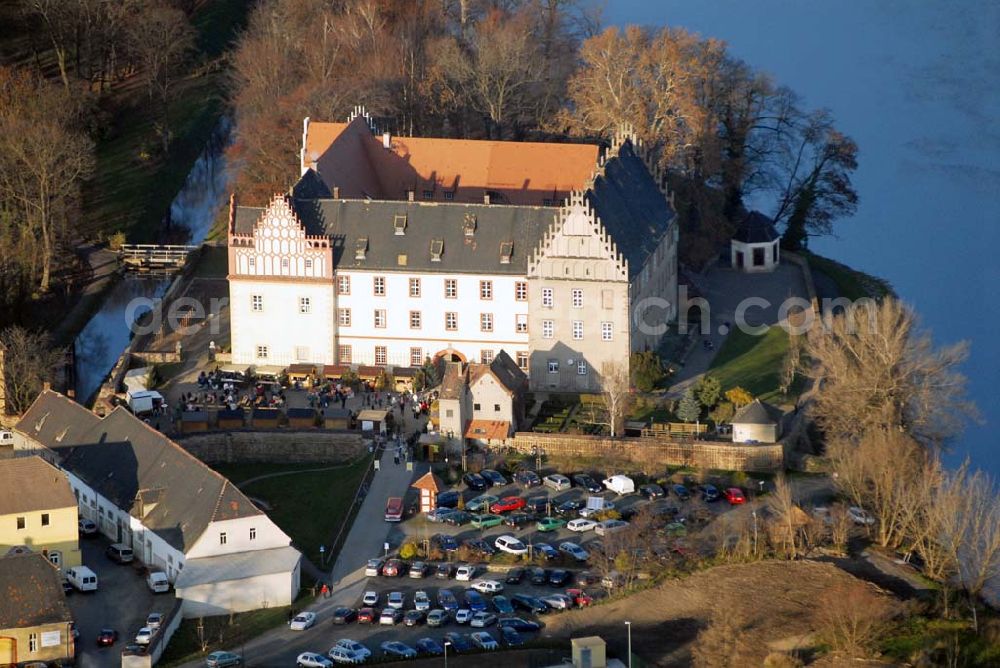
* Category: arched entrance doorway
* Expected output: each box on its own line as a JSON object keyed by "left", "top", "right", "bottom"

{"left": 433, "top": 348, "right": 467, "bottom": 364}
{"left": 0, "top": 636, "right": 16, "bottom": 665}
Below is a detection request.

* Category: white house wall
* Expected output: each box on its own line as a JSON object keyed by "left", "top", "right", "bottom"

{"left": 185, "top": 516, "right": 292, "bottom": 560}
{"left": 178, "top": 566, "right": 300, "bottom": 618}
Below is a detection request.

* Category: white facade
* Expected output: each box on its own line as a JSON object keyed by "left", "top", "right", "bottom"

{"left": 178, "top": 564, "right": 301, "bottom": 618}
{"left": 185, "top": 516, "right": 292, "bottom": 560}
{"left": 334, "top": 270, "right": 528, "bottom": 367}
{"left": 731, "top": 238, "right": 780, "bottom": 273}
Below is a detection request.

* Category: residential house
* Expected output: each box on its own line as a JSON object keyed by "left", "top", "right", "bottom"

{"left": 0, "top": 456, "right": 81, "bottom": 569}
{"left": 435, "top": 350, "right": 527, "bottom": 445}
{"left": 731, "top": 399, "right": 785, "bottom": 444}
{"left": 12, "top": 391, "right": 301, "bottom": 618}
{"left": 0, "top": 553, "right": 74, "bottom": 667}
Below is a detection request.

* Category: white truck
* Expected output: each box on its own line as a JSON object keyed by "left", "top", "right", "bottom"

{"left": 602, "top": 475, "right": 636, "bottom": 495}
{"left": 127, "top": 390, "right": 164, "bottom": 415}
{"left": 66, "top": 566, "right": 99, "bottom": 592}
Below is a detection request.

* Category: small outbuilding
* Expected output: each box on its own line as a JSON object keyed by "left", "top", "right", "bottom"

{"left": 731, "top": 399, "right": 784, "bottom": 444}
{"left": 356, "top": 408, "right": 390, "bottom": 434}
{"left": 286, "top": 364, "right": 316, "bottom": 386}
{"left": 731, "top": 211, "right": 780, "bottom": 273}
{"left": 411, "top": 471, "right": 445, "bottom": 514}
{"left": 320, "top": 365, "right": 350, "bottom": 382}
{"left": 180, "top": 410, "right": 209, "bottom": 433}
{"left": 392, "top": 366, "right": 417, "bottom": 391}
{"left": 286, "top": 407, "right": 317, "bottom": 429}
{"left": 251, "top": 408, "right": 281, "bottom": 429}
{"left": 322, "top": 407, "right": 351, "bottom": 430}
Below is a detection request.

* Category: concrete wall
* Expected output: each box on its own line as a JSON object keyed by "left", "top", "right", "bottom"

{"left": 507, "top": 432, "right": 785, "bottom": 473}
{"left": 178, "top": 563, "right": 300, "bottom": 618}
{"left": 174, "top": 430, "right": 365, "bottom": 464}
{"left": 733, "top": 422, "right": 780, "bottom": 444}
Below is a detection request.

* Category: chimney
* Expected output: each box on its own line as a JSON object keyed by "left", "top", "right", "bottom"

{"left": 383, "top": 132, "right": 392, "bottom": 149}
{"left": 228, "top": 193, "right": 237, "bottom": 235}
{"left": 333, "top": 186, "right": 340, "bottom": 199}
{"left": 483, "top": 193, "right": 490, "bottom": 205}
{"left": 408, "top": 190, "right": 415, "bottom": 202}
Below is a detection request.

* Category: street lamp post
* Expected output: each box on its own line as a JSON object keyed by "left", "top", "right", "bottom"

{"left": 751, "top": 510, "right": 758, "bottom": 557}
{"left": 444, "top": 640, "right": 451, "bottom": 668}
{"left": 625, "top": 620, "right": 632, "bottom": 668}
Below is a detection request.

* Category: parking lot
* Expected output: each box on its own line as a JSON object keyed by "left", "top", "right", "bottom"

{"left": 67, "top": 536, "right": 176, "bottom": 668}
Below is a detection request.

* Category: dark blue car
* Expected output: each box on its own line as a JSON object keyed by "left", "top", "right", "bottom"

{"left": 438, "top": 589, "right": 459, "bottom": 611}
{"left": 511, "top": 594, "right": 548, "bottom": 614}
{"left": 465, "top": 589, "right": 487, "bottom": 611}
{"left": 492, "top": 595, "right": 514, "bottom": 615}
{"left": 436, "top": 491, "right": 461, "bottom": 508}
{"left": 498, "top": 617, "right": 542, "bottom": 632}
{"left": 443, "top": 632, "right": 472, "bottom": 652}
{"left": 700, "top": 484, "right": 720, "bottom": 502}
{"left": 463, "top": 472, "right": 488, "bottom": 491}
{"left": 433, "top": 534, "right": 459, "bottom": 552}
{"left": 481, "top": 469, "right": 508, "bottom": 486}
{"left": 415, "top": 637, "right": 444, "bottom": 655}
{"left": 501, "top": 625, "right": 524, "bottom": 646}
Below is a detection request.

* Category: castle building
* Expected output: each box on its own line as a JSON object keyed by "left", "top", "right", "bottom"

{"left": 228, "top": 109, "right": 678, "bottom": 392}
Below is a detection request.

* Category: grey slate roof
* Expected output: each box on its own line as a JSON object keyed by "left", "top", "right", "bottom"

{"left": 175, "top": 545, "right": 301, "bottom": 589}
{"left": 732, "top": 399, "right": 784, "bottom": 425}
{"left": 733, "top": 211, "right": 779, "bottom": 244}
{"left": 585, "top": 142, "right": 675, "bottom": 279}
{"left": 0, "top": 552, "right": 72, "bottom": 629}
{"left": 15, "top": 391, "right": 263, "bottom": 553}
{"left": 0, "top": 456, "right": 77, "bottom": 515}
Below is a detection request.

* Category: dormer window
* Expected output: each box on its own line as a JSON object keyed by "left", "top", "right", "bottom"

{"left": 355, "top": 237, "right": 368, "bottom": 260}
{"left": 444, "top": 191, "right": 455, "bottom": 201}
{"left": 422, "top": 189, "right": 434, "bottom": 199}
{"left": 500, "top": 241, "right": 513, "bottom": 264}
{"left": 394, "top": 214, "right": 407, "bottom": 235}
{"left": 430, "top": 239, "right": 444, "bottom": 262}
{"left": 463, "top": 214, "right": 476, "bottom": 237}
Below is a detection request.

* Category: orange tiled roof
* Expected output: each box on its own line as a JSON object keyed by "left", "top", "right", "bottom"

{"left": 411, "top": 471, "right": 444, "bottom": 493}
{"left": 464, "top": 420, "right": 511, "bottom": 442}
{"left": 304, "top": 116, "right": 600, "bottom": 206}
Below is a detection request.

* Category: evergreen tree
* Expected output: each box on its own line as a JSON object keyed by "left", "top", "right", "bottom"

{"left": 677, "top": 388, "right": 702, "bottom": 423}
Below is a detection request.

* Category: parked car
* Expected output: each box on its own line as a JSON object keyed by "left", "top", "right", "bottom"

{"left": 408, "top": 561, "right": 428, "bottom": 578}
{"left": 443, "top": 510, "right": 472, "bottom": 526}
{"left": 463, "top": 472, "right": 488, "bottom": 491}
{"left": 639, "top": 483, "right": 666, "bottom": 499}
{"left": 511, "top": 593, "right": 548, "bottom": 614}
{"left": 433, "top": 533, "right": 459, "bottom": 552}
{"left": 471, "top": 579, "right": 504, "bottom": 594}
{"left": 387, "top": 591, "right": 405, "bottom": 609}
{"left": 505, "top": 567, "right": 525, "bottom": 584}
{"left": 362, "top": 590, "right": 378, "bottom": 606}
{"left": 470, "top": 611, "right": 497, "bottom": 628}
{"left": 426, "top": 609, "right": 449, "bottom": 627}
{"left": 357, "top": 608, "right": 377, "bottom": 624}
{"left": 464, "top": 590, "right": 488, "bottom": 611}
{"left": 96, "top": 628, "right": 118, "bottom": 647}
{"left": 379, "top": 608, "right": 403, "bottom": 625}
{"left": 535, "top": 542, "right": 559, "bottom": 560}
{"left": 331, "top": 640, "right": 370, "bottom": 661}
{"left": 78, "top": 518, "right": 98, "bottom": 536}
{"left": 529, "top": 567, "right": 549, "bottom": 585}
{"left": 134, "top": 628, "right": 154, "bottom": 645}
{"left": 290, "top": 611, "right": 317, "bottom": 631}
{"left": 540, "top": 593, "right": 573, "bottom": 610}
{"left": 566, "top": 588, "right": 593, "bottom": 607}
{"left": 455, "top": 564, "right": 476, "bottom": 581}
{"left": 536, "top": 516, "right": 566, "bottom": 532}
{"left": 480, "top": 469, "right": 508, "bottom": 486}
{"left": 380, "top": 641, "right": 417, "bottom": 659}
{"left": 471, "top": 513, "right": 504, "bottom": 529}
{"left": 470, "top": 631, "right": 499, "bottom": 650}
{"left": 671, "top": 484, "right": 691, "bottom": 501}
{"left": 495, "top": 535, "right": 528, "bottom": 555}
{"left": 326, "top": 646, "right": 359, "bottom": 665}
{"left": 364, "top": 558, "right": 385, "bottom": 577}
{"left": 491, "top": 496, "right": 526, "bottom": 513}
{"left": 699, "top": 484, "right": 720, "bottom": 501}
{"left": 525, "top": 496, "right": 550, "bottom": 514}
{"left": 503, "top": 512, "right": 535, "bottom": 528}
{"left": 595, "top": 519, "right": 629, "bottom": 536}
{"left": 514, "top": 470, "right": 542, "bottom": 487}
{"left": 414, "top": 590, "right": 431, "bottom": 611}
{"left": 578, "top": 500, "right": 616, "bottom": 519}
{"left": 573, "top": 474, "right": 603, "bottom": 493}
{"left": 403, "top": 610, "right": 425, "bottom": 627}
{"left": 555, "top": 499, "right": 584, "bottom": 516}
{"left": 436, "top": 490, "right": 461, "bottom": 508}
{"left": 436, "top": 562, "right": 455, "bottom": 579}
{"left": 415, "top": 637, "right": 444, "bottom": 655}
{"left": 492, "top": 595, "right": 514, "bottom": 614}
{"left": 438, "top": 589, "right": 459, "bottom": 611}
{"left": 426, "top": 507, "right": 456, "bottom": 523}
{"left": 382, "top": 558, "right": 405, "bottom": 577}
{"left": 332, "top": 607, "right": 356, "bottom": 625}
{"left": 723, "top": 487, "right": 746, "bottom": 505}
{"left": 106, "top": 543, "right": 134, "bottom": 564}
{"left": 465, "top": 538, "right": 497, "bottom": 557}
{"left": 567, "top": 518, "right": 598, "bottom": 532}
{"left": 498, "top": 617, "right": 542, "bottom": 632}
{"left": 205, "top": 651, "right": 242, "bottom": 668}
{"left": 145, "top": 613, "right": 162, "bottom": 630}
{"left": 443, "top": 632, "right": 473, "bottom": 652}
{"left": 559, "top": 542, "right": 589, "bottom": 561}
{"left": 296, "top": 652, "right": 333, "bottom": 668}
{"left": 543, "top": 474, "right": 572, "bottom": 492}
{"left": 603, "top": 475, "right": 636, "bottom": 495}
{"left": 455, "top": 609, "right": 473, "bottom": 624}
{"left": 548, "top": 569, "right": 571, "bottom": 587}
{"left": 848, "top": 506, "right": 875, "bottom": 525}
{"left": 466, "top": 495, "right": 500, "bottom": 513}
{"left": 501, "top": 625, "right": 524, "bottom": 647}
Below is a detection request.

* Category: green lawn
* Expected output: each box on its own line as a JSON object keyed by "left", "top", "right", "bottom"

{"left": 158, "top": 602, "right": 293, "bottom": 667}
{"left": 707, "top": 326, "right": 801, "bottom": 403}
{"left": 212, "top": 457, "right": 373, "bottom": 558}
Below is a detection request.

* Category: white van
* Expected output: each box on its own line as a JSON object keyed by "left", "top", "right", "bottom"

{"left": 146, "top": 571, "right": 170, "bottom": 593}
{"left": 0, "top": 430, "right": 13, "bottom": 446}
{"left": 602, "top": 475, "right": 636, "bottom": 495}
{"left": 66, "top": 566, "right": 98, "bottom": 592}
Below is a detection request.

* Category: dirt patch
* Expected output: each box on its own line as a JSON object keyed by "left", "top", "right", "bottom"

{"left": 539, "top": 559, "right": 881, "bottom": 666}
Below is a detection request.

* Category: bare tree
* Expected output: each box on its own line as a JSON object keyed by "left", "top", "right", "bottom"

{"left": 945, "top": 467, "right": 1000, "bottom": 632}
{"left": 814, "top": 582, "right": 895, "bottom": 658}
{"left": 691, "top": 615, "right": 752, "bottom": 667}
{"left": 0, "top": 326, "right": 64, "bottom": 414}
{"left": 599, "top": 360, "right": 630, "bottom": 437}
{"left": 766, "top": 473, "right": 799, "bottom": 558}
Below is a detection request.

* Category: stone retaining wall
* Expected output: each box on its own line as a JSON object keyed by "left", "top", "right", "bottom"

{"left": 175, "top": 430, "right": 366, "bottom": 464}
{"left": 504, "top": 432, "right": 785, "bottom": 473}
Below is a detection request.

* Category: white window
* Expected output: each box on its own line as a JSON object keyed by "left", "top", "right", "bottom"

{"left": 515, "top": 313, "right": 528, "bottom": 333}
{"left": 602, "top": 321, "right": 613, "bottom": 341}
{"left": 305, "top": 259, "right": 313, "bottom": 270}
{"left": 572, "top": 320, "right": 584, "bottom": 340}
{"left": 515, "top": 281, "right": 527, "bottom": 301}
{"left": 375, "top": 346, "right": 387, "bottom": 366}
{"left": 541, "top": 287, "right": 553, "bottom": 308}
{"left": 339, "top": 345, "right": 352, "bottom": 364}
{"left": 219, "top": 532, "right": 227, "bottom": 545}
{"left": 516, "top": 351, "right": 529, "bottom": 370}
{"left": 480, "top": 313, "right": 493, "bottom": 332}
{"left": 445, "top": 312, "right": 457, "bottom": 331}
{"left": 256, "top": 345, "right": 268, "bottom": 359}
{"left": 409, "top": 278, "right": 421, "bottom": 297}
{"left": 480, "top": 280, "right": 493, "bottom": 300}
{"left": 48, "top": 550, "right": 61, "bottom": 566}
{"left": 572, "top": 289, "right": 583, "bottom": 308}
{"left": 410, "top": 348, "right": 423, "bottom": 366}
{"left": 248, "top": 257, "right": 255, "bottom": 268}
{"left": 374, "top": 309, "right": 386, "bottom": 328}
{"left": 445, "top": 279, "right": 457, "bottom": 298}
{"left": 578, "top": 361, "right": 588, "bottom": 375}
{"left": 338, "top": 308, "right": 351, "bottom": 326}
{"left": 250, "top": 527, "right": 256, "bottom": 541}
{"left": 298, "top": 297, "right": 310, "bottom": 314}
{"left": 410, "top": 311, "right": 422, "bottom": 329}
{"left": 481, "top": 350, "right": 494, "bottom": 364}
{"left": 542, "top": 320, "right": 554, "bottom": 339}
{"left": 548, "top": 359, "right": 559, "bottom": 374}
{"left": 281, "top": 258, "right": 289, "bottom": 269}
{"left": 337, "top": 275, "right": 350, "bottom": 295}
{"left": 374, "top": 276, "right": 386, "bottom": 296}
{"left": 29, "top": 633, "right": 37, "bottom": 653}
{"left": 251, "top": 295, "right": 263, "bottom": 312}
{"left": 295, "top": 346, "right": 309, "bottom": 362}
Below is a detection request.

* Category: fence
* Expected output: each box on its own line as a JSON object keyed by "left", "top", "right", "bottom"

{"left": 503, "top": 432, "right": 785, "bottom": 473}
{"left": 120, "top": 599, "right": 183, "bottom": 668}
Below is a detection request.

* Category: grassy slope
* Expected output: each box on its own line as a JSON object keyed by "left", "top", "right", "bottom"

{"left": 805, "top": 251, "right": 894, "bottom": 301}
{"left": 707, "top": 326, "right": 795, "bottom": 403}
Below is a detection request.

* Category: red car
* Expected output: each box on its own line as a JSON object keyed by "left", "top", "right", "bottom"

{"left": 382, "top": 558, "right": 405, "bottom": 577}
{"left": 357, "top": 607, "right": 377, "bottom": 624}
{"left": 490, "top": 496, "right": 526, "bottom": 514}
{"left": 723, "top": 487, "right": 746, "bottom": 505}
{"left": 566, "top": 588, "right": 593, "bottom": 607}
{"left": 96, "top": 628, "right": 118, "bottom": 647}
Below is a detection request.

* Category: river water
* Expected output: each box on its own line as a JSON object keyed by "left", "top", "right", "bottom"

{"left": 607, "top": 0, "right": 1000, "bottom": 476}
{"left": 73, "top": 118, "right": 231, "bottom": 403}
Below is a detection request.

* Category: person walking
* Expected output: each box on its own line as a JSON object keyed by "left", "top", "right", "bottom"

{"left": 321, "top": 582, "right": 330, "bottom": 599}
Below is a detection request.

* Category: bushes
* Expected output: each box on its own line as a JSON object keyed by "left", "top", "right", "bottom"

{"left": 399, "top": 542, "right": 419, "bottom": 560}
{"left": 631, "top": 351, "right": 666, "bottom": 392}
